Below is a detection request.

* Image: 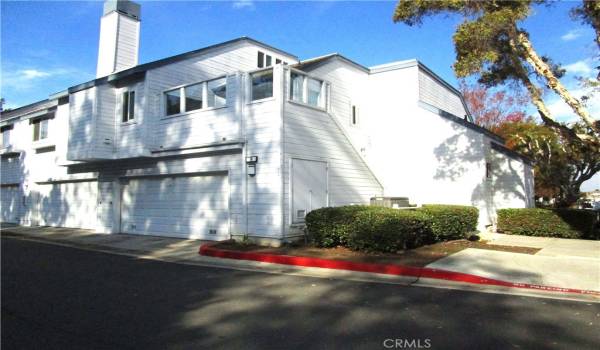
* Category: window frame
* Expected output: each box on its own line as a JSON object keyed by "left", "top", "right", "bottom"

{"left": 162, "top": 75, "right": 228, "bottom": 118}
{"left": 287, "top": 68, "right": 329, "bottom": 110}
{"left": 249, "top": 68, "right": 275, "bottom": 103}
{"left": 32, "top": 118, "right": 49, "bottom": 142}
{"left": 121, "top": 89, "right": 136, "bottom": 123}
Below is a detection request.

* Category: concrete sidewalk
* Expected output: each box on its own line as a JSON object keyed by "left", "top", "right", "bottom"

{"left": 428, "top": 234, "right": 600, "bottom": 292}
{"left": 2, "top": 225, "right": 599, "bottom": 301}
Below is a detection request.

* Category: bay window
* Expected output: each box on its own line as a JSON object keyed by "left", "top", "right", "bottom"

{"left": 164, "top": 76, "right": 227, "bottom": 116}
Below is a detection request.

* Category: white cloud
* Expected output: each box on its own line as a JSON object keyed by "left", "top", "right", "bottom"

{"left": 561, "top": 29, "right": 582, "bottom": 41}
{"left": 2, "top": 67, "right": 77, "bottom": 91}
{"left": 232, "top": 0, "right": 254, "bottom": 10}
{"left": 546, "top": 86, "right": 600, "bottom": 123}
{"left": 563, "top": 60, "right": 593, "bottom": 75}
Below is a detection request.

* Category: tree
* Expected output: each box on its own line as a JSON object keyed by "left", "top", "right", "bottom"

{"left": 459, "top": 81, "right": 529, "bottom": 130}
{"left": 393, "top": 0, "right": 599, "bottom": 141}
{"left": 495, "top": 120, "right": 600, "bottom": 207}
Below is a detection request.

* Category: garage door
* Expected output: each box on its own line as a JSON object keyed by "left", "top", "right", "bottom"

{"left": 34, "top": 180, "right": 98, "bottom": 229}
{"left": 120, "top": 174, "right": 230, "bottom": 239}
{"left": 1, "top": 185, "right": 21, "bottom": 223}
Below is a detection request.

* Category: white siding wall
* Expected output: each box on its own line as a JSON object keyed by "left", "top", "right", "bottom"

{"left": 282, "top": 63, "right": 383, "bottom": 234}
{"left": 67, "top": 87, "right": 96, "bottom": 160}
{"left": 490, "top": 147, "right": 535, "bottom": 224}
{"left": 114, "top": 15, "right": 140, "bottom": 72}
{"left": 95, "top": 84, "right": 117, "bottom": 158}
{"left": 418, "top": 70, "right": 468, "bottom": 119}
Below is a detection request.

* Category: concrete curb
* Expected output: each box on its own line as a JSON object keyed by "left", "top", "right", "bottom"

{"left": 199, "top": 243, "right": 600, "bottom": 298}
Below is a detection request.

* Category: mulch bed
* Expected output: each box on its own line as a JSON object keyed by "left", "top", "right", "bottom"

{"left": 212, "top": 239, "right": 541, "bottom": 267}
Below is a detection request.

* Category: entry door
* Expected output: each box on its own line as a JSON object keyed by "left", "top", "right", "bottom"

{"left": 292, "top": 159, "right": 328, "bottom": 222}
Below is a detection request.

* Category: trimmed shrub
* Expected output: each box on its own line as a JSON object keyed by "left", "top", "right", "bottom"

{"left": 497, "top": 208, "right": 599, "bottom": 240}
{"left": 345, "top": 209, "right": 433, "bottom": 253}
{"left": 420, "top": 204, "right": 479, "bottom": 241}
{"left": 305, "top": 206, "right": 377, "bottom": 247}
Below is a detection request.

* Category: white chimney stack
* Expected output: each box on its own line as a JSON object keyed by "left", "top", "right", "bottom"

{"left": 96, "top": 0, "right": 141, "bottom": 78}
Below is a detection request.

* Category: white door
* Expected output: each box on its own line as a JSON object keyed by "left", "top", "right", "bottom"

{"left": 34, "top": 180, "right": 98, "bottom": 229}
{"left": 120, "top": 175, "right": 230, "bottom": 239}
{"left": 292, "top": 159, "right": 328, "bottom": 222}
{"left": 1, "top": 185, "right": 21, "bottom": 223}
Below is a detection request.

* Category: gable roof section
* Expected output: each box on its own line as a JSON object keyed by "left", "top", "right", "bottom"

{"left": 294, "top": 53, "right": 369, "bottom": 73}
{"left": 68, "top": 36, "right": 299, "bottom": 94}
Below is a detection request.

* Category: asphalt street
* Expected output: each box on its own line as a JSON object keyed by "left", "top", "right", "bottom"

{"left": 2, "top": 237, "right": 599, "bottom": 350}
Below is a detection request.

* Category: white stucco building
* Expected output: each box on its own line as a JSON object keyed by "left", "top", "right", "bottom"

{"left": 0, "top": 1, "right": 534, "bottom": 244}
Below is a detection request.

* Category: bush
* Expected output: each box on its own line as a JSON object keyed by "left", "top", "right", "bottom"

{"left": 305, "top": 206, "right": 376, "bottom": 247}
{"left": 420, "top": 204, "right": 479, "bottom": 241}
{"left": 306, "top": 204, "right": 480, "bottom": 252}
{"left": 345, "top": 209, "right": 433, "bottom": 253}
{"left": 497, "top": 208, "right": 599, "bottom": 239}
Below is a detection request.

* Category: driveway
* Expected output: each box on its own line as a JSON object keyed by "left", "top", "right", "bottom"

{"left": 2, "top": 237, "right": 600, "bottom": 349}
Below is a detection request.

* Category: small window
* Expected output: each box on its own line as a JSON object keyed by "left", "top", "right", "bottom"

{"left": 207, "top": 78, "right": 227, "bottom": 108}
{"left": 290, "top": 72, "right": 304, "bottom": 103}
{"left": 185, "top": 83, "right": 203, "bottom": 112}
{"left": 251, "top": 69, "right": 273, "bottom": 101}
{"left": 486, "top": 162, "right": 492, "bottom": 180}
{"left": 351, "top": 105, "right": 358, "bottom": 126}
{"left": 307, "top": 78, "right": 323, "bottom": 107}
{"left": 257, "top": 51, "right": 264, "bottom": 68}
{"left": 276, "top": 58, "right": 282, "bottom": 65}
{"left": 1, "top": 124, "right": 13, "bottom": 148}
{"left": 32, "top": 118, "right": 49, "bottom": 141}
{"left": 165, "top": 89, "right": 181, "bottom": 116}
{"left": 266, "top": 55, "right": 272, "bottom": 67}
{"left": 122, "top": 90, "right": 135, "bottom": 122}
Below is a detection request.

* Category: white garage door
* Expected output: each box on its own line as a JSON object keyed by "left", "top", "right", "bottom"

{"left": 34, "top": 180, "right": 98, "bottom": 229}
{"left": 1, "top": 185, "right": 21, "bottom": 223}
{"left": 120, "top": 174, "right": 230, "bottom": 239}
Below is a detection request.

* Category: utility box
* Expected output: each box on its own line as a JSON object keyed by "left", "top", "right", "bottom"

{"left": 370, "top": 196, "right": 412, "bottom": 209}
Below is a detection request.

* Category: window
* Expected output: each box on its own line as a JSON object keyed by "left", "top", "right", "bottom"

{"left": 207, "top": 77, "right": 227, "bottom": 108}
{"left": 185, "top": 83, "right": 203, "bottom": 112}
{"left": 486, "top": 162, "right": 492, "bottom": 180}
{"left": 266, "top": 55, "right": 272, "bottom": 67}
{"left": 288, "top": 71, "right": 327, "bottom": 108}
{"left": 164, "top": 77, "right": 228, "bottom": 116}
{"left": 122, "top": 90, "right": 135, "bottom": 122}
{"left": 276, "top": 58, "right": 282, "bottom": 65}
{"left": 32, "top": 118, "right": 49, "bottom": 141}
{"left": 351, "top": 105, "right": 358, "bottom": 126}
{"left": 257, "top": 51, "right": 265, "bottom": 68}
{"left": 165, "top": 89, "right": 181, "bottom": 116}
{"left": 1, "top": 124, "right": 13, "bottom": 148}
{"left": 251, "top": 69, "right": 273, "bottom": 101}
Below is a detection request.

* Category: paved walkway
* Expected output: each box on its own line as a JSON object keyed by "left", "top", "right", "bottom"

{"left": 429, "top": 233, "right": 600, "bottom": 292}
{"left": 2, "top": 225, "right": 599, "bottom": 301}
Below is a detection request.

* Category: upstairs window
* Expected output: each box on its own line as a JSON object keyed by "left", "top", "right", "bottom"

{"left": 165, "top": 77, "right": 227, "bottom": 116}
{"left": 184, "top": 83, "right": 203, "bottom": 112}
{"left": 165, "top": 89, "right": 181, "bottom": 116}
{"left": 251, "top": 69, "right": 273, "bottom": 101}
{"left": 207, "top": 77, "right": 227, "bottom": 108}
{"left": 351, "top": 105, "right": 358, "bottom": 126}
{"left": 122, "top": 90, "right": 135, "bottom": 122}
{"left": 1, "top": 124, "right": 13, "bottom": 148}
{"left": 288, "top": 71, "right": 327, "bottom": 109}
{"left": 257, "top": 51, "right": 285, "bottom": 68}
{"left": 32, "top": 118, "right": 49, "bottom": 141}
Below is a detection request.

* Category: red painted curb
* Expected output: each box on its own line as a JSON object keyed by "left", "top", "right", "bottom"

{"left": 199, "top": 243, "right": 600, "bottom": 297}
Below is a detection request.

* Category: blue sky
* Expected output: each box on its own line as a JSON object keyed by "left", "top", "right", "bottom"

{"left": 2, "top": 0, "right": 598, "bottom": 189}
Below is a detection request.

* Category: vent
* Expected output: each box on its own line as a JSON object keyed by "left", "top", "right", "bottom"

{"left": 209, "top": 229, "right": 217, "bottom": 235}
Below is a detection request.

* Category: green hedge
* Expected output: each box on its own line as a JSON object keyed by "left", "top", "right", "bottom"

{"left": 345, "top": 209, "right": 433, "bottom": 253}
{"left": 420, "top": 204, "right": 479, "bottom": 241}
{"left": 497, "top": 208, "right": 599, "bottom": 239}
{"left": 306, "top": 204, "right": 479, "bottom": 252}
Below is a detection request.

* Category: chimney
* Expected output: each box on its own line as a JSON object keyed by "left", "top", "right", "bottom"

{"left": 96, "top": 0, "right": 141, "bottom": 78}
